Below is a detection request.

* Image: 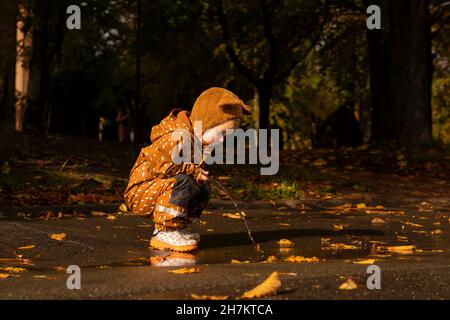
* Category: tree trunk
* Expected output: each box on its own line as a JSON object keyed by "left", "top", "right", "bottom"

{"left": 26, "top": 0, "right": 50, "bottom": 131}
{"left": 370, "top": 0, "right": 432, "bottom": 145}
{"left": 257, "top": 83, "right": 272, "bottom": 130}
{"left": 132, "top": 0, "right": 144, "bottom": 143}
{"left": 0, "top": 2, "right": 16, "bottom": 124}
{"left": 14, "top": 4, "right": 31, "bottom": 132}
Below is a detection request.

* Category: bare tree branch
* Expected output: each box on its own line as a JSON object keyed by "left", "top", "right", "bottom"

{"left": 215, "top": 0, "right": 259, "bottom": 85}
{"left": 260, "top": 0, "right": 279, "bottom": 81}
{"left": 274, "top": 0, "right": 329, "bottom": 84}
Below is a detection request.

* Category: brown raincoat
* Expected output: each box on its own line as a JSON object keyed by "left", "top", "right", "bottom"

{"left": 124, "top": 87, "right": 251, "bottom": 230}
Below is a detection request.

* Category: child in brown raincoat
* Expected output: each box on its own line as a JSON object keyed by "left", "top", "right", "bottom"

{"left": 124, "top": 87, "right": 251, "bottom": 252}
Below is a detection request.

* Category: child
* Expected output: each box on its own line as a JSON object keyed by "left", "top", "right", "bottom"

{"left": 124, "top": 87, "right": 251, "bottom": 252}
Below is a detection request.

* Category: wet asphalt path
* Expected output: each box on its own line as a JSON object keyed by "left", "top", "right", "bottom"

{"left": 0, "top": 200, "right": 449, "bottom": 299}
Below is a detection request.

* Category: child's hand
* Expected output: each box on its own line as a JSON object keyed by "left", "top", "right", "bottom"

{"left": 196, "top": 168, "right": 209, "bottom": 184}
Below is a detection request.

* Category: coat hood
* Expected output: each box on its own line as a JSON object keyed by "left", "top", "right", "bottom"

{"left": 190, "top": 87, "right": 251, "bottom": 133}
{"left": 150, "top": 108, "right": 193, "bottom": 143}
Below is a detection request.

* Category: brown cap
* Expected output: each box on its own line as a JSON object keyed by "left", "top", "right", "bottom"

{"left": 190, "top": 87, "right": 251, "bottom": 133}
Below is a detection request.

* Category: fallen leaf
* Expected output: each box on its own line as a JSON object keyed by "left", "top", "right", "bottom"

{"left": 365, "top": 210, "right": 405, "bottom": 215}
{"left": 279, "top": 272, "right": 297, "bottom": 276}
{"left": 356, "top": 203, "right": 366, "bottom": 209}
{"left": 0, "top": 267, "right": 26, "bottom": 273}
{"left": 39, "top": 211, "right": 63, "bottom": 220}
{"left": 191, "top": 294, "right": 229, "bottom": 300}
{"left": 278, "top": 239, "right": 294, "bottom": 248}
{"left": 384, "top": 245, "right": 415, "bottom": 254}
{"left": 265, "top": 256, "right": 278, "bottom": 263}
{"left": 353, "top": 259, "right": 376, "bottom": 265}
{"left": 402, "top": 221, "right": 425, "bottom": 228}
{"left": 106, "top": 215, "right": 117, "bottom": 221}
{"left": 0, "top": 258, "right": 33, "bottom": 265}
{"left": 222, "top": 213, "right": 241, "bottom": 219}
{"left": 327, "top": 243, "right": 359, "bottom": 250}
{"left": 284, "top": 255, "right": 320, "bottom": 263}
{"left": 371, "top": 218, "right": 386, "bottom": 224}
{"left": 339, "top": 278, "right": 357, "bottom": 290}
{"left": 169, "top": 266, "right": 200, "bottom": 274}
{"left": 118, "top": 203, "right": 128, "bottom": 212}
{"left": 241, "top": 272, "right": 281, "bottom": 299}
{"left": 431, "top": 229, "right": 443, "bottom": 235}
{"left": 333, "top": 224, "right": 345, "bottom": 231}
{"left": 48, "top": 233, "right": 66, "bottom": 241}
{"left": 0, "top": 273, "right": 12, "bottom": 279}
{"left": 231, "top": 259, "right": 250, "bottom": 264}
{"left": 17, "top": 244, "right": 36, "bottom": 250}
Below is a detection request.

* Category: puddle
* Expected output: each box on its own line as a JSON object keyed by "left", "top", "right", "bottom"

{"left": 1, "top": 207, "right": 448, "bottom": 271}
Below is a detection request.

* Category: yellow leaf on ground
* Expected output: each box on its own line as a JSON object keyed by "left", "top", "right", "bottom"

{"left": 385, "top": 245, "right": 415, "bottom": 254}
{"left": 18, "top": 244, "right": 36, "bottom": 250}
{"left": 402, "top": 221, "right": 425, "bottom": 228}
{"left": 191, "top": 294, "right": 229, "bottom": 300}
{"left": 266, "top": 256, "right": 278, "bottom": 263}
{"left": 431, "top": 229, "right": 443, "bottom": 235}
{"left": 356, "top": 203, "right": 366, "bottom": 209}
{"left": 0, "top": 258, "right": 33, "bottom": 265}
{"left": 353, "top": 259, "right": 376, "bottom": 265}
{"left": 241, "top": 272, "right": 281, "bottom": 299}
{"left": 278, "top": 239, "right": 294, "bottom": 248}
{"left": 222, "top": 213, "right": 241, "bottom": 219}
{"left": 371, "top": 218, "right": 386, "bottom": 224}
{"left": 231, "top": 259, "right": 250, "bottom": 264}
{"left": 339, "top": 278, "right": 357, "bottom": 290}
{"left": 333, "top": 224, "right": 344, "bottom": 231}
{"left": 328, "top": 243, "right": 359, "bottom": 250}
{"left": 39, "top": 211, "right": 63, "bottom": 220}
{"left": 118, "top": 203, "right": 128, "bottom": 212}
{"left": 169, "top": 266, "right": 200, "bottom": 274}
{"left": 284, "top": 255, "right": 320, "bottom": 263}
{"left": 0, "top": 273, "right": 12, "bottom": 279}
{"left": 106, "top": 215, "right": 117, "bottom": 221}
{"left": 0, "top": 267, "right": 26, "bottom": 273}
{"left": 49, "top": 233, "right": 66, "bottom": 241}
{"left": 279, "top": 272, "right": 297, "bottom": 276}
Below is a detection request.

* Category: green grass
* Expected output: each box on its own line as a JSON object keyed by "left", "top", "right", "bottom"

{"left": 225, "top": 176, "right": 302, "bottom": 200}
